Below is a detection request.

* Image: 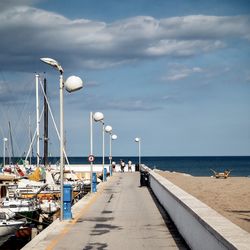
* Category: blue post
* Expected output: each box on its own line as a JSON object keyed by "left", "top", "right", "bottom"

{"left": 110, "top": 165, "right": 112, "bottom": 176}
{"left": 103, "top": 168, "right": 107, "bottom": 181}
{"left": 92, "top": 172, "right": 97, "bottom": 192}
{"left": 63, "top": 184, "right": 72, "bottom": 220}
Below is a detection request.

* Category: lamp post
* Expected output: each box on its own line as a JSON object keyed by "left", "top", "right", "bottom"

{"left": 110, "top": 133, "right": 117, "bottom": 175}
{"left": 90, "top": 112, "right": 94, "bottom": 192}
{"left": 104, "top": 125, "right": 113, "bottom": 175}
{"left": 135, "top": 137, "right": 141, "bottom": 168}
{"left": 93, "top": 112, "right": 105, "bottom": 181}
{"left": 3, "top": 138, "right": 8, "bottom": 167}
{"left": 40, "top": 57, "right": 83, "bottom": 221}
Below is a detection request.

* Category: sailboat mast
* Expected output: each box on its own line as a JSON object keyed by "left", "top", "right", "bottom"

{"left": 29, "top": 114, "right": 32, "bottom": 164}
{"left": 35, "top": 74, "right": 40, "bottom": 166}
{"left": 44, "top": 77, "right": 49, "bottom": 167}
{"left": 8, "top": 121, "right": 14, "bottom": 163}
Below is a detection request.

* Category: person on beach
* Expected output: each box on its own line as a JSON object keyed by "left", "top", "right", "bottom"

{"left": 120, "top": 160, "right": 125, "bottom": 172}
{"left": 128, "top": 160, "right": 132, "bottom": 172}
{"left": 112, "top": 161, "right": 116, "bottom": 172}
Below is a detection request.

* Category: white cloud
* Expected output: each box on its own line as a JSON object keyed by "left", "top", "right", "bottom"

{"left": 99, "top": 98, "right": 161, "bottom": 111}
{"left": 75, "top": 94, "right": 163, "bottom": 111}
{"left": 145, "top": 40, "right": 225, "bottom": 56}
{"left": 192, "top": 67, "right": 203, "bottom": 72}
{"left": 160, "top": 15, "right": 250, "bottom": 40}
{"left": 163, "top": 66, "right": 204, "bottom": 81}
{"left": 0, "top": 4, "right": 249, "bottom": 71}
{"left": 166, "top": 73, "right": 189, "bottom": 81}
{"left": 0, "top": 0, "right": 39, "bottom": 10}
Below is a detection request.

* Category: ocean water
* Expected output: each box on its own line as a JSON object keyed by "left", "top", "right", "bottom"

{"left": 2, "top": 156, "right": 250, "bottom": 177}
{"left": 102, "top": 156, "right": 250, "bottom": 177}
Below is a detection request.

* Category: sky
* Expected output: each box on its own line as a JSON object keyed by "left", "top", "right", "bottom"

{"left": 0, "top": 0, "right": 250, "bottom": 157}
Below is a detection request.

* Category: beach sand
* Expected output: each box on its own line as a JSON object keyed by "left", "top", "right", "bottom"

{"left": 158, "top": 171, "right": 250, "bottom": 233}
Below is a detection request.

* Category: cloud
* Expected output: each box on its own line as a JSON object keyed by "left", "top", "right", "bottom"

{"left": 0, "top": 0, "right": 39, "bottom": 11}
{"left": 163, "top": 66, "right": 204, "bottom": 81}
{"left": 145, "top": 40, "right": 225, "bottom": 56}
{"left": 66, "top": 93, "right": 164, "bottom": 112}
{"left": 0, "top": 78, "right": 35, "bottom": 105}
{"left": 159, "top": 15, "right": 250, "bottom": 40}
{"left": 0, "top": 4, "right": 249, "bottom": 71}
{"left": 166, "top": 73, "right": 190, "bottom": 81}
{"left": 106, "top": 99, "right": 160, "bottom": 111}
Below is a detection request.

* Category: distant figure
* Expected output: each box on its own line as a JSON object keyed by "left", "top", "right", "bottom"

{"left": 112, "top": 161, "right": 116, "bottom": 172}
{"left": 128, "top": 160, "right": 132, "bottom": 172}
{"left": 120, "top": 160, "right": 125, "bottom": 172}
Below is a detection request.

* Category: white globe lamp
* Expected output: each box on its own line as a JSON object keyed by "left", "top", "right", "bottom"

{"left": 65, "top": 76, "right": 83, "bottom": 93}
{"left": 93, "top": 112, "right": 104, "bottom": 122}
{"left": 105, "top": 125, "right": 112, "bottom": 133}
{"left": 112, "top": 134, "right": 117, "bottom": 140}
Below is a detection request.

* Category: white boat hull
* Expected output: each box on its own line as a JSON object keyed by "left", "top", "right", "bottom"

{"left": 0, "top": 220, "right": 24, "bottom": 238}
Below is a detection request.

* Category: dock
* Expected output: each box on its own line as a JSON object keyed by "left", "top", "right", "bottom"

{"left": 22, "top": 172, "right": 188, "bottom": 250}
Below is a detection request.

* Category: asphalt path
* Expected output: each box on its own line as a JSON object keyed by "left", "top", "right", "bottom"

{"left": 48, "top": 172, "right": 188, "bottom": 250}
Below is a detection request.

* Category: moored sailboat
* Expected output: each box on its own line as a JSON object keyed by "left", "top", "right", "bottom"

{"left": 0, "top": 211, "right": 25, "bottom": 245}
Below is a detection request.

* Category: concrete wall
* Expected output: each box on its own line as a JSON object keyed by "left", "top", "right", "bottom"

{"left": 144, "top": 167, "right": 250, "bottom": 250}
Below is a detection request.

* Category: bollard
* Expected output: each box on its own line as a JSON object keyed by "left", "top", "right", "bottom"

{"left": 92, "top": 172, "right": 97, "bottom": 192}
{"left": 63, "top": 184, "right": 72, "bottom": 220}
{"left": 103, "top": 168, "right": 107, "bottom": 181}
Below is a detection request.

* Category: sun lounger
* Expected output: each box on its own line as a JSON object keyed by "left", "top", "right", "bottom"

{"left": 210, "top": 169, "right": 232, "bottom": 179}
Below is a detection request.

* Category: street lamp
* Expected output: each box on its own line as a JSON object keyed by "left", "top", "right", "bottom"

{"left": 110, "top": 133, "right": 117, "bottom": 175}
{"left": 40, "top": 57, "right": 83, "bottom": 221}
{"left": 135, "top": 137, "right": 141, "bottom": 168}
{"left": 3, "top": 138, "right": 8, "bottom": 167}
{"left": 112, "top": 134, "right": 117, "bottom": 140}
{"left": 104, "top": 125, "right": 114, "bottom": 175}
{"left": 93, "top": 112, "right": 106, "bottom": 181}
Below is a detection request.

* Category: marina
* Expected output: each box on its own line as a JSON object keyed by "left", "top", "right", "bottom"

{"left": 0, "top": 163, "right": 107, "bottom": 248}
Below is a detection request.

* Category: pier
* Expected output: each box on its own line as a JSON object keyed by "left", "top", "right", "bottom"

{"left": 22, "top": 172, "right": 188, "bottom": 250}
{"left": 21, "top": 166, "right": 250, "bottom": 250}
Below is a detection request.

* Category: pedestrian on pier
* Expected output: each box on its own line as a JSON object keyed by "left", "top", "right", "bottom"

{"left": 120, "top": 160, "right": 125, "bottom": 172}
{"left": 128, "top": 160, "right": 132, "bottom": 172}
{"left": 112, "top": 161, "right": 116, "bottom": 172}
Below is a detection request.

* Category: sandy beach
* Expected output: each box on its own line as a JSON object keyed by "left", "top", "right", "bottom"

{"left": 158, "top": 171, "right": 250, "bottom": 233}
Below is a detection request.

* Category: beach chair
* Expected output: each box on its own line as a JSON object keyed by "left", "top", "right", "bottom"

{"left": 210, "top": 169, "right": 232, "bottom": 179}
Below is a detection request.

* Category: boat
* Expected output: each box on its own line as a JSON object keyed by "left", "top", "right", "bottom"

{"left": 0, "top": 211, "right": 25, "bottom": 245}
{"left": 0, "top": 219, "right": 24, "bottom": 237}
{"left": 1, "top": 198, "right": 39, "bottom": 221}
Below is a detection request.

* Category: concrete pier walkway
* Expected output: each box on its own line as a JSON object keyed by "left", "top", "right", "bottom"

{"left": 23, "top": 172, "right": 188, "bottom": 250}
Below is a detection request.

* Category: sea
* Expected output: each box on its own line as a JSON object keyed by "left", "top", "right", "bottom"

{"left": 3, "top": 156, "right": 250, "bottom": 177}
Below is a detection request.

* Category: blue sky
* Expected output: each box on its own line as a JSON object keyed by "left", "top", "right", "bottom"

{"left": 0, "top": 0, "right": 249, "bottom": 157}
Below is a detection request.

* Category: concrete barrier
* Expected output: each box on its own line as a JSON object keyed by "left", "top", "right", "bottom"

{"left": 144, "top": 167, "right": 250, "bottom": 250}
